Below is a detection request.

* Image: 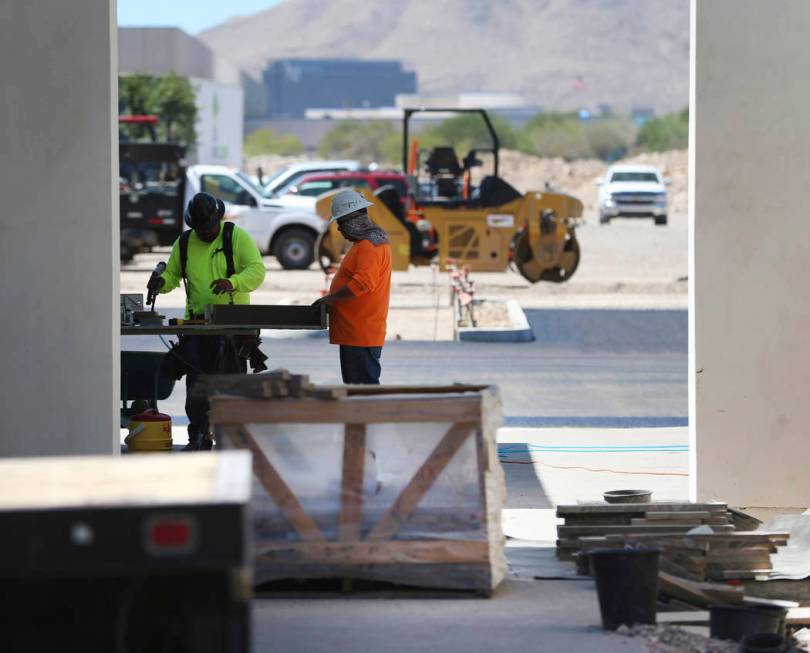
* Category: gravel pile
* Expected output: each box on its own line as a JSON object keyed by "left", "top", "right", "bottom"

{"left": 612, "top": 624, "right": 738, "bottom": 653}
{"left": 497, "top": 149, "right": 688, "bottom": 216}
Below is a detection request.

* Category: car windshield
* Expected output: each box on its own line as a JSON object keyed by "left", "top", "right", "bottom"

{"left": 235, "top": 170, "right": 270, "bottom": 199}
{"left": 261, "top": 164, "right": 291, "bottom": 190}
{"left": 382, "top": 179, "right": 408, "bottom": 197}
{"left": 610, "top": 172, "right": 660, "bottom": 183}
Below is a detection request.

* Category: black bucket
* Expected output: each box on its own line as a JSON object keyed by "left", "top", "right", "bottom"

{"left": 709, "top": 604, "right": 786, "bottom": 642}
{"left": 590, "top": 547, "right": 660, "bottom": 630}
{"left": 740, "top": 633, "right": 787, "bottom": 653}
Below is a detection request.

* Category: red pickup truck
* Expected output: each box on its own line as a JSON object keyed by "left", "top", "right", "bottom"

{"left": 286, "top": 170, "right": 408, "bottom": 204}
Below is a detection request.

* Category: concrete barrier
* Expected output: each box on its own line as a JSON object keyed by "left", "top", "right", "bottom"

{"left": 456, "top": 299, "right": 535, "bottom": 343}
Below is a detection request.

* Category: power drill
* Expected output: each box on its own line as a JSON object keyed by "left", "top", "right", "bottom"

{"left": 146, "top": 261, "right": 166, "bottom": 312}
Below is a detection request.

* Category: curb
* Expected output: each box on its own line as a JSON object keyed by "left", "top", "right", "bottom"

{"left": 456, "top": 299, "right": 535, "bottom": 343}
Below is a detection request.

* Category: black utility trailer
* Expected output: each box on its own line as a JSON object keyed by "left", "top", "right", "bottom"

{"left": 0, "top": 451, "right": 252, "bottom": 652}
{"left": 119, "top": 115, "right": 187, "bottom": 262}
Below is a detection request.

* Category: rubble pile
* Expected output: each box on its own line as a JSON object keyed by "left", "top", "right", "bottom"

{"left": 614, "top": 624, "right": 738, "bottom": 653}
{"left": 498, "top": 149, "right": 688, "bottom": 216}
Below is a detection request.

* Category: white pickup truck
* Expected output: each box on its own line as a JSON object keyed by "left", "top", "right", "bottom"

{"left": 597, "top": 164, "right": 670, "bottom": 226}
{"left": 185, "top": 164, "right": 325, "bottom": 269}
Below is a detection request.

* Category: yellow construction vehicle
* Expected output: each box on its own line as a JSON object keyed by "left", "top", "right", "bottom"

{"left": 315, "top": 108, "right": 583, "bottom": 283}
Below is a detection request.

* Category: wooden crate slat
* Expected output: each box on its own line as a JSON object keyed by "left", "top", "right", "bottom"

{"left": 211, "top": 395, "right": 482, "bottom": 424}
{"left": 230, "top": 426, "right": 324, "bottom": 541}
{"left": 256, "top": 539, "right": 490, "bottom": 565}
{"left": 339, "top": 424, "right": 366, "bottom": 541}
{"left": 327, "top": 384, "right": 490, "bottom": 396}
{"left": 367, "top": 423, "right": 476, "bottom": 541}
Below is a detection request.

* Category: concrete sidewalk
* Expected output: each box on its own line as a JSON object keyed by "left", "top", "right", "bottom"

{"left": 249, "top": 425, "right": 687, "bottom": 652}
{"left": 253, "top": 577, "right": 647, "bottom": 653}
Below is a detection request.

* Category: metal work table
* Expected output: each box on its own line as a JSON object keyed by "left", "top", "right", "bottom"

{"left": 121, "top": 305, "right": 327, "bottom": 336}
{"left": 122, "top": 325, "right": 261, "bottom": 336}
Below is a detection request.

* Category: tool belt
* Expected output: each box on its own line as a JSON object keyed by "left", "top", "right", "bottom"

{"left": 160, "top": 333, "right": 268, "bottom": 380}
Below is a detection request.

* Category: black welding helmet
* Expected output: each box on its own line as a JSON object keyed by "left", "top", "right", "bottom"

{"left": 184, "top": 192, "right": 225, "bottom": 230}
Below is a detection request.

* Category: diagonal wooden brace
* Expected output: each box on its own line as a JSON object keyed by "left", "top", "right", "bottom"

{"left": 230, "top": 425, "right": 323, "bottom": 541}
{"left": 366, "top": 422, "right": 475, "bottom": 541}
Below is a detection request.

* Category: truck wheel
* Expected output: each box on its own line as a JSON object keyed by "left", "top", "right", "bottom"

{"left": 120, "top": 243, "right": 135, "bottom": 264}
{"left": 275, "top": 228, "right": 315, "bottom": 270}
{"left": 654, "top": 215, "right": 668, "bottom": 226}
{"left": 599, "top": 214, "right": 610, "bottom": 225}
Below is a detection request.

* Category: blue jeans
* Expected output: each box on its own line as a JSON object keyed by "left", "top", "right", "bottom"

{"left": 339, "top": 346, "right": 382, "bottom": 384}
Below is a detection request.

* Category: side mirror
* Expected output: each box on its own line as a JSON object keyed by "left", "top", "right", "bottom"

{"left": 287, "top": 186, "right": 299, "bottom": 195}
{"left": 664, "top": 178, "right": 672, "bottom": 186}
{"left": 596, "top": 177, "right": 605, "bottom": 185}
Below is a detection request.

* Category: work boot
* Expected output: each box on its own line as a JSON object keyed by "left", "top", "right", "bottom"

{"left": 182, "top": 436, "right": 214, "bottom": 452}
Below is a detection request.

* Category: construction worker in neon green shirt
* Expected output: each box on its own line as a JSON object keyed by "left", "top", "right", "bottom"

{"left": 147, "top": 192, "right": 267, "bottom": 450}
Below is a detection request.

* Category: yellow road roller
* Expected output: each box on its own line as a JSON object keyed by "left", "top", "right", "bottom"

{"left": 316, "top": 108, "right": 582, "bottom": 283}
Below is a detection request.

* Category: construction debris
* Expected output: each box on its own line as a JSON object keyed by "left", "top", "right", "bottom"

{"left": 557, "top": 501, "right": 790, "bottom": 584}
{"left": 612, "top": 624, "right": 739, "bottom": 653}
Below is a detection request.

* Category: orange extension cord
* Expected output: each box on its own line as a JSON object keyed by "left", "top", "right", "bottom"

{"left": 500, "top": 459, "right": 688, "bottom": 477}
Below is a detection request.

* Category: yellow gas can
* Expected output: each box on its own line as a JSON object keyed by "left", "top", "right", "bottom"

{"left": 126, "top": 409, "right": 172, "bottom": 452}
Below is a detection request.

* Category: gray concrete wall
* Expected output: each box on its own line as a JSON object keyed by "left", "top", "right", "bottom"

{"left": 0, "top": 0, "right": 119, "bottom": 456}
{"left": 694, "top": 0, "right": 810, "bottom": 507}
{"left": 119, "top": 27, "right": 243, "bottom": 86}
{"left": 119, "top": 27, "right": 213, "bottom": 80}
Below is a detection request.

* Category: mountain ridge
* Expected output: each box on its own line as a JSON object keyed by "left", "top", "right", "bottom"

{"left": 199, "top": 0, "right": 689, "bottom": 113}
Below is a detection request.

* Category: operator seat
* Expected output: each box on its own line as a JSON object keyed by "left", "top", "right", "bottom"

{"left": 374, "top": 185, "right": 435, "bottom": 259}
{"left": 477, "top": 175, "right": 522, "bottom": 207}
{"left": 425, "top": 146, "right": 463, "bottom": 199}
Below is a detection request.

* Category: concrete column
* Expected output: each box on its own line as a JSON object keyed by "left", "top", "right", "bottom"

{"left": 694, "top": 0, "right": 810, "bottom": 508}
{"left": 0, "top": 1, "right": 119, "bottom": 456}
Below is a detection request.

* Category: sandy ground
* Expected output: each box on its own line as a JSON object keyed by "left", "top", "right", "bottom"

{"left": 121, "top": 210, "right": 687, "bottom": 340}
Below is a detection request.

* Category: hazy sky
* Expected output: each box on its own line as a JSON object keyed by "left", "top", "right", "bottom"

{"left": 118, "top": 0, "right": 282, "bottom": 34}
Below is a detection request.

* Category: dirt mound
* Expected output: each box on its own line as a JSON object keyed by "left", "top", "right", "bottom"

{"left": 499, "top": 149, "right": 688, "bottom": 215}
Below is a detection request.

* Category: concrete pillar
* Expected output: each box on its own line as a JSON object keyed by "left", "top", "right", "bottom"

{"left": 694, "top": 0, "right": 810, "bottom": 508}
{"left": 0, "top": 1, "right": 119, "bottom": 456}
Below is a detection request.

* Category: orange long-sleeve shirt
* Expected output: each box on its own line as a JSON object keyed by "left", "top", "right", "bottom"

{"left": 328, "top": 239, "right": 392, "bottom": 346}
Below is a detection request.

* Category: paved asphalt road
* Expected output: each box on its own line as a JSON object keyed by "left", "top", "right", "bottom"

{"left": 123, "top": 307, "right": 687, "bottom": 428}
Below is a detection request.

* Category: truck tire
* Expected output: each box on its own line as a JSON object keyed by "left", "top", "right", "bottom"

{"left": 274, "top": 228, "right": 315, "bottom": 270}
{"left": 654, "top": 215, "right": 668, "bottom": 226}
{"left": 599, "top": 214, "right": 611, "bottom": 225}
{"left": 120, "top": 243, "right": 135, "bottom": 264}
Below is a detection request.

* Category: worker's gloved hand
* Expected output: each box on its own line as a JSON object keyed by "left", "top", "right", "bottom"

{"left": 210, "top": 278, "right": 234, "bottom": 295}
{"left": 147, "top": 275, "right": 165, "bottom": 292}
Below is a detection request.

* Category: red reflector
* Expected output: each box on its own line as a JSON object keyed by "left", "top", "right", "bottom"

{"left": 150, "top": 520, "right": 190, "bottom": 548}
{"left": 147, "top": 217, "right": 164, "bottom": 225}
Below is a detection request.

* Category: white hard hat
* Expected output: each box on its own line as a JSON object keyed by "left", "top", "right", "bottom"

{"left": 329, "top": 189, "right": 374, "bottom": 224}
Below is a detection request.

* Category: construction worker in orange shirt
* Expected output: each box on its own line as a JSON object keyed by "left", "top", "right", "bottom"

{"left": 312, "top": 189, "right": 392, "bottom": 384}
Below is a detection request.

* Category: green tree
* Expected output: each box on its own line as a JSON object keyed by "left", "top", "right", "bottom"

{"left": 318, "top": 121, "right": 401, "bottom": 164}
{"left": 118, "top": 74, "right": 198, "bottom": 146}
{"left": 418, "top": 113, "right": 518, "bottom": 154}
{"left": 636, "top": 108, "right": 689, "bottom": 152}
{"left": 244, "top": 128, "right": 304, "bottom": 156}
{"left": 517, "top": 112, "right": 591, "bottom": 160}
{"left": 584, "top": 118, "right": 637, "bottom": 160}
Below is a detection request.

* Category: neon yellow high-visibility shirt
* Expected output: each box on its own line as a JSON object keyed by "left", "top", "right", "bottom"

{"left": 160, "top": 223, "right": 266, "bottom": 318}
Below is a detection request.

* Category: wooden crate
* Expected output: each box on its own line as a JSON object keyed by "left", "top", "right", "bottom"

{"left": 210, "top": 385, "right": 506, "bottom": 595}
